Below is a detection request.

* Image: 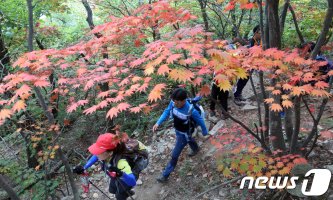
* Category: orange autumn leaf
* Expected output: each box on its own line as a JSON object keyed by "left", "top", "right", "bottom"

{"left": 157, "top": 64, "right": 170, "bottom": 75}
{"left": 148, "top": 84, "right": 166, "bottom": 102}
{"left": 198, "top": 84, "right": 211, "bottom": 96}
{"left": 0, "top": 109, "right": 12, "bottom": 120}
{"left": 282, "top": 83, "right": 293, "bottom": 91}
{"left": 311, "top": 89, "right": 330, "bottom": 97}
{"left": 117, "top": 102, "right": 131, "bottom": 112}
{"left": 270, "top": 103, "right": 283, "bottom": 112}
{"left": 12, "top": 100, "right": 26, "bottom": 112}
{"left": 314, "top": 81, "right": 329, "bottom": 89}
{"left": 291, "top": 86, "right": 303, "bottom": 96}
{"left": 282, "top": 100, "right": 293, "bottom": 108}
{"left": 272, "top": 90, "right": 281, "bottom": 95}
{"left": 130, "top": 106, "right": 141, "bottom": 113}
{"left": 106, "top": 107, "right": 119, "bottom": 119}
{"left": 281, "top": 95, "right": 289, "bottom": 100}
{"left": 264, "top": 98, "right": 274, "bottom": 104}
{"left": 279, "top": 166, "right": 291, "bottom": 175}
{"left": 83, "top": 105, "right": 98, "bottom": 115}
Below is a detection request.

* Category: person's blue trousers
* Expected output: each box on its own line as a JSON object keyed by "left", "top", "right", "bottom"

{"left": 162, "top": 130, "right": 199, "bottom": 177}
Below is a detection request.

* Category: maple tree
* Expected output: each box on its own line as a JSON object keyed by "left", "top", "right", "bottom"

{"left": 1, "top": 0, "right": 333, "bottom": 199}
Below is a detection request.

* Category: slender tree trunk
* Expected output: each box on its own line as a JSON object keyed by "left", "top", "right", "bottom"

{"left": 279, "top": 0, "right": 290, "bottom": 36}
{"left": 264, "top": 2, "right": 270, "bottom": 49}
{"left": 0, "top": 25, "right": 10, "bottom": 81}
{"left": 311, "top": 0, "right": 333, "bottom": 59}
{"left": 26, "top": 0, "right": 55, "bottom": 124}
{"left": 0, "top": 175, "right": 20, "bottom": 200}
{"left": 198, "top": 0, "right": 209, "bottom": 32}
{"left": 284, "top": 108, "right": 293, "bottom": 145}
{"left": 290, "top": 96, "right": 300, "bottom": 153}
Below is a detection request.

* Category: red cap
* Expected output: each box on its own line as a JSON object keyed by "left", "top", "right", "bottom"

{"left": 88, "top": 133, "right": 119, "bottom": 155}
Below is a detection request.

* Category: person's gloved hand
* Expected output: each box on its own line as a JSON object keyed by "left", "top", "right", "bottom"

{"left": 73, "top": 165, "right": 85, "bottom": 174}
{"left": 108, "top": 166, "right": 123, "bottom": 177}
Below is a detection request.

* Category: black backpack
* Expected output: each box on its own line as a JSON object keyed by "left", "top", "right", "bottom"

{"left": 110, "top": 139, "right": 148, "bottom": 177}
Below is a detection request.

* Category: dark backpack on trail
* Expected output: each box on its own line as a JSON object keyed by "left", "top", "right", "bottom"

{"left": 110, "top": 138, "right": 148, "bottom": 178}
{"left": 171, "top": 96, "right": 205, "bottom": 134}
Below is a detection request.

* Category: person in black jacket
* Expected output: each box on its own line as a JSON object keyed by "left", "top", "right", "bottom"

{"left": 233, "top": 25, "right": 261, "bottom": 106}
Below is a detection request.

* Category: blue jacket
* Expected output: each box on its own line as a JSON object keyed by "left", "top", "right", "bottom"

{"left": 157, "top": 101, "right": 208, "bottom": 136}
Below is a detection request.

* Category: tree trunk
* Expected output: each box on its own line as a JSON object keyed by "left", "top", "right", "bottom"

{"left": 269, "top": 94, "right": 286, "bottom": 151}
{"left": 290, "top": 96, "right": 300, "bottom": 153}
{"left": 58, "top": 148, "right": 79, "bottom": 200}
{"left": 197, "top": 0, "right": 209, "bottom": 32}
{"left": 267, "top": 0, "right": 285, "bottom": 151}
{"left": 0, "top": 175, "right": 20, "bottom": 200}
{"left": 0, "top": 24, "right": 10, "bottom": 81}
{"left": 284, "top": 108, "right": 293, "bottom": 145}
{"left": 267, "top": 0, "right": 281, "bottom": 49}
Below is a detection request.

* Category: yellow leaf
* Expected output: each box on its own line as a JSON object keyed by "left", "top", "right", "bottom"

{"left": 169, "top": 68, "right": 194, "bottom": 83}
{"left": 223, "top": 168, "right": 233, "bottom": 178}
{"left": 235, "top": 68, "right": 248, "bottom": 79}
{"left": 217, "top": 164, "right": 224, "bottom": 172}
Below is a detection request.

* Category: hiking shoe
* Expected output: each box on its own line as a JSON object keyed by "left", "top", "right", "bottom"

{"left": 235, "top": 94, "right": 246, "bottom": 101}
{"left": 156, "top": 174, "right": 168, "bottom": 183}
{"left": 129, "top": 190, "right": 135, "bottom": 196}
{"left": 234, "top": 97, "right": 245, "bottom": 106}
{"left": 209, "top": 110, "right": 216, "bottom": 117}
{"left": 188, "top": 147, "right": 200, "bottom": 157}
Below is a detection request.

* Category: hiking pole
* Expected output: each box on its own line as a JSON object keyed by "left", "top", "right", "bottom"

{"left": 88, "top": 180, "right": 113, "bottom": 200}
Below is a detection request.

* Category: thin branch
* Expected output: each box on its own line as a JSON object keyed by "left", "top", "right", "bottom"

{"left": 221, "top": 108, "right": 271, "bottom": 153}
{"left": 194, "top": 175, "right": 246, "bottom": 199}
{"left": 302, "top": 76, "right": 333, "bottom": 147}
{"left": 289, "top": 3, "right": 305, "bottom": 44}
{"left": 302, "top": 97, "right": 316, "bottom": 121}
{"left": 311, "top": 0, "right": 333, "bottom": 59}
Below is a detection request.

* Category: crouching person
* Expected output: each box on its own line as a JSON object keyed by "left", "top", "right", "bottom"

{"left": 73, "top": 133, "right": 148, "bottom": 200}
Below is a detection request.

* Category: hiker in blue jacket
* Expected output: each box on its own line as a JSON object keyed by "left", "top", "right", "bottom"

{"left": 152, "top": 88, "right": 209, "bottom": 183}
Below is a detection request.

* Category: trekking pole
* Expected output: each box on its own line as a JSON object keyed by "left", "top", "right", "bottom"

{"left": 88, "top": 180, "right": 113, "bottom": 200}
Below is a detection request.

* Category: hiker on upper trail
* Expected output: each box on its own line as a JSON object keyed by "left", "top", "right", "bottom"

{"left": 209, "top": 38, "right": 248, "bottom": 119}
{"left": 233, "top": 25, "right": 261, "bottom": 106}
{"left": 152, "top": 88, "right": 209, "bottom": 183}
{"left": 73, "top": 133, "right": 148, "bottom": 200}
